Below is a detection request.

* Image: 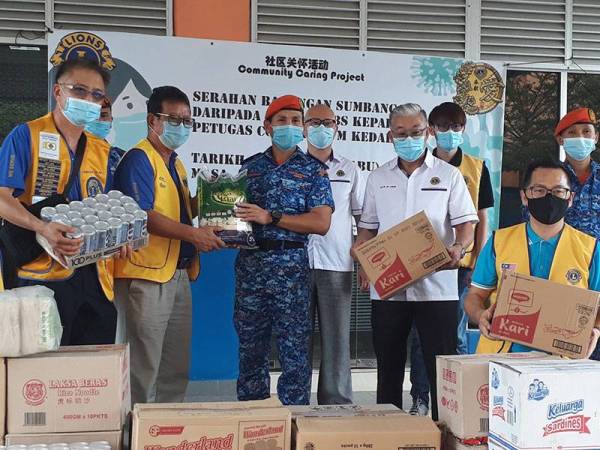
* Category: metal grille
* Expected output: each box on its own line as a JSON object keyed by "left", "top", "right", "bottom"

{"left": 0, "top": 1, "right": 46, "bottom": 43}
{"left": 572, "top": 0, "right": 600, "bottom": 62}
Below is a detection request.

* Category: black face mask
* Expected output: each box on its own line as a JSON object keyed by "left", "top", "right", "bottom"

{"left": 526, "top": 193, "right": 569, "bottom": 225}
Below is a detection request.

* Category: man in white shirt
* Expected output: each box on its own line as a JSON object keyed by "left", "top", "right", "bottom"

{"left": 306, "top": 104, "right": 364, "bottom": 404}
{"left": 355, "top": 103, "right": 477, "bottom": 420}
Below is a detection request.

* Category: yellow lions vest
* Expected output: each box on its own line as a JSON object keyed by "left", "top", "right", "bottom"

{"left": 476, "top": 223, "right": 595, "bottom": 353}
{"left": 114, "top": 138, "right": 200, "bottom": 283}
{"left": 457, "top": 152, "right": 483, "bottom": 269}
{"left": 17, "top": 113, "right": 114, "bottom": 299}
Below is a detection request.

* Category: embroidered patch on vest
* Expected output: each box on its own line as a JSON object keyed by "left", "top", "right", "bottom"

{"left": 566, "top": 268, "right": 583, "bottom": 285}
{"left": 86, "top": 177, "right": 103, "bottom": 198}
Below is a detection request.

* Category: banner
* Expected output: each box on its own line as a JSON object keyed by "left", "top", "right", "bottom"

{"left": 47, "top": 30, "right": 506, "bottom": 228}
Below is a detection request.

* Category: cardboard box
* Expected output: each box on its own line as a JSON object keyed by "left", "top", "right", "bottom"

{"left": 132, "top": 402, "right": 291, "bottom": 450}
{"left": 490, "top": 271, "right": 600, "bottom": 358}
{"left": 489, "top": 359, "right": 600, "bottom": 450}
{"left": 293, "top": 413, "right": 440, "bottom": 450}
{"left": 1, "top": 358, "right": 5, "bottom": 443}
{"left": 288, "top": 403, "right": 403, "bottom": 418}
{"left": 133, "top": 396, "right": 282, "bottom": 412}
{"left": 6, "top": 430, "right": 122, "bottom": 449}
{"left": 436, "top": 352, "right": 556, "bottom": 440}
{"left": 7, "top": 344, "right": 130, "bottom": 434}
{"left": 444, "top": 432, "right": 487, "bottom": 450}
{"left": 352, "top": 211, "right": 450, "bottom": 299}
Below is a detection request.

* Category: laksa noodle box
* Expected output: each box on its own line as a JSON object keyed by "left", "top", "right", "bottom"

{"left": 7, "top": 344, "right": 130, "bottom": 434}
{"left": 131, "top": 401, "right": 291, "bottom": 450}
{"left": 488, "top": 359, "right": 600, "bottom": 450}
{"left": 197, "top": 170, "right": 256, "bottom": 248}
{"left": 351, "top": 211, "right": 450, "bottom": 299}
{"left": 490, "top": 271, "right": 600, "bottom": 358}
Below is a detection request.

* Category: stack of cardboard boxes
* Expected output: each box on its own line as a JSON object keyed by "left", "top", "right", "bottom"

{"left": 436, "top": 353, "right": 557, "bottom": 450}
{"left": 2, "top": 345, "right": 130, "bottom": 449}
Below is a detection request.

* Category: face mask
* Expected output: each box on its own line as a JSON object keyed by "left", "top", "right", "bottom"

{"left": 271, "top": 125, "right": 304, "bottom": 151}
{"left": 61, "top": 97, "right": 101, "bottom": 127}
{"left": 436, "top": 130, "right": 464, "bottom": 151}
{"left": 563, "top": 137, "right": 596, "bottom": 161}
{"left": 153, "top": 122, "right": 190, "bottom": 150}
{"left": 307, "top": 125, "right": 335, "bottom": 149}
{"left": 393, "top": 136, "right": 426, "bottom": 162}
{"left": 526, "top": 193, "right": 569, "bottom": 225}
{"left": 112, "top": 112, "right": 148, "bottom": 150}
{"left": 85, "top": 120, "right": 112, "bottom": 140}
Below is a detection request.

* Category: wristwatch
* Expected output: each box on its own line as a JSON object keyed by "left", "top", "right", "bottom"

{"left": 453, "top": 242, "right": 467, "bottom": 259}
{"left": 270, "top": 210, "right": 283, "bottom": 226}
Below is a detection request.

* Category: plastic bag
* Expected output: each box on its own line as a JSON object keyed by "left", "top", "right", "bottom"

{"left": 197, "top": 170, "right": 256, "bottom": 248}
{"left": 0, "top": 285, "right": 62, "bottom": 357}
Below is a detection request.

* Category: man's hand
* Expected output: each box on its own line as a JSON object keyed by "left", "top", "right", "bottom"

{"left": 585, "top": 328, "right": 600, "bottom": 359}
{"left": 235, "top": 202, "right": 272, "bottom": 225}
{"left": 116, "top": 244, "right": 133, "bottom": 259}
{"left": 191, "top": 226, "right": 226, "bottom": 252}
{"left": 39, "top": 221, "right": 82, "bottom": 256}
{"left": 358, "top": 266, "right": 370, "bottom": 291}
{"left": 478, "top": 302, "right": 497, "bottom": 340}
{"left": 438, "top": 244, "right": 463, "bottom": 271}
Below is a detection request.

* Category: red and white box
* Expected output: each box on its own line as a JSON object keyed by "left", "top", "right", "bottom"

{"left": 7, "top": 344, "right": 130, "bottom": 434}
{"left": 489, "top": 359, "right": 600, "bottom": 450}
{"left": 436, "top": 353, "right": 555, "bottom": 440}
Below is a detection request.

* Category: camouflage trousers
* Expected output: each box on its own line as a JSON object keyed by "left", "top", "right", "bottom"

{"left": 234, "top": 247, "right": 312, "bottom": 405}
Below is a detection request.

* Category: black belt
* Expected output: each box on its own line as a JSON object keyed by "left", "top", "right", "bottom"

{"left": 177, "top": 258, "right": 192, "bottom": 269}
{"left": 254, "top": 239, "right": 305, "bottom": 251}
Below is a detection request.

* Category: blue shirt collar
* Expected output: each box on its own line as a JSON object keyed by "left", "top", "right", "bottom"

{"left": 526, "top": 222, "right": 561, "bottom": 246}
{"left": 265, "top": 146, "right": 302, "bottom": 163}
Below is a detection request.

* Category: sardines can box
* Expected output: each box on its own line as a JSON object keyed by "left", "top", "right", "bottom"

{"left": 489, "top": 359, "right": 600, "bottom": 450}
{"left": 293, "top": 413, "right": 440, "bottom": 450}
{"left": 436, "top": 352, "right": 557, "bottom": 440}
{"left": 7, "top": 344, "right": 130, "bottom": 434}
{"left": 490, "top": 271, "right": 600, "bottom": 358}
{"left": 5, "top": 430, "right": 122, "bottom": 449}
{"left": 351, "top": 211, "right": 450, "bottom": 299}
{"left": 197, "top": 170, "right": 256, "bottom": 248}
{"left": 131, "top": 402, "right": 291, "bottom": 450}
{"left": 1, "top": 358, "right": 5, "bottom": 441}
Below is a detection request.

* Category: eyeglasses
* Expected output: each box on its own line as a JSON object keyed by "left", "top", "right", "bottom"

{"left": 59, "top": 83, "right": 106, "bottom": 103}
{"left": 525, "top": 185, "right": 571, "bottom": 200}
{"left": 306, "top": 118, "right": 336, "bottom": 128}
{"left": 153, "top": 113, "right": 195, "bottom": 128}
{"left": 435, "top": 123, "right": 465, "bottom": 132}
{"left": 393, "top": 128, "right": 427, "bottom": 141}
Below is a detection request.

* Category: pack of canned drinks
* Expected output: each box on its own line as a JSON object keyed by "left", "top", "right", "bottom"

{"left": 36, "top": 190, "right": 148, "bottom": 269}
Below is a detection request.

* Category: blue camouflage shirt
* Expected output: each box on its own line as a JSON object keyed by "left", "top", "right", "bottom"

{"left": 564, "top": 160, "right": 600, "bottom": 239}
{"left": 241, "top": 147, "right": 334, "bottom": 243}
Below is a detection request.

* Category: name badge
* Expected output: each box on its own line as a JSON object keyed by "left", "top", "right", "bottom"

{"left": 39, "top": 132, "right": 60, "bottom": 160}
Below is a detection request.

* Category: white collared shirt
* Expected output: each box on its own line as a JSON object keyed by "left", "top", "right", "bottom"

{"left": 308, "top": 153, "right": 364, "bottom": 272}
{"left": 358, "top": 151, "right": 478, "bottom": 301}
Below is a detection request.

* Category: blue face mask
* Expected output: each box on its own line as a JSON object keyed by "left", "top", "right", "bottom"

{"left": 85, "top": 120, "right": 112, "bottom": 140}
{"left": 158, "top": 122, "right": 191, "bottom": 150}
{"left": 436, "top": 130, "right": 464, "bottom": 151}
{"left": 61, "top": 97, "right": 101, "bottom": 127}
{"left": 393, "top": 136, "right": 426, "bottom": 162}
{"left": 271, "top": 125, "right": 304, "bottom": 151}
{"left": 307, "top": 125, "right": 335, "bottom": 149}
{"left": 563, "top": 137, "right": 596, "bottom": 161}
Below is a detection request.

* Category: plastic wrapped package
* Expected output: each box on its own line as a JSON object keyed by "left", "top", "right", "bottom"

{"left": 197, "top": 170, "right": 256, "bottom": 248}
{"left": 0, "top": 290, "right": 22, "bottom": 356}
{"left": 0, "top": 285, "right": 62, "bottom": 357}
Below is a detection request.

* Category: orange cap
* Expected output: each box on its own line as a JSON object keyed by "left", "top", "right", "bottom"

{"left": 264, "top": 95, "right": 304, "bottom": 121}
{"left": 555, "top": 107, "right": 596, "bottom": 136}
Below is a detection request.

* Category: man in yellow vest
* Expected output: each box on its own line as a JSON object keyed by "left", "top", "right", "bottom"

{"left": 0, "top": 58, "right": 121, "bottom": 345}
{"left": 113, "top": 86, "right": 225, "bottom": 405}
{"left": 465, "top": 160, "right": 600, "bottom": 355}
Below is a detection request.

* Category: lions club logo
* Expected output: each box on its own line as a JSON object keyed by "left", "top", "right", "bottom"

{"left": 50, "top": 31, "right": 115, "bottom": 71}
{"left": 566, "top": 268, "right": 583, "bottom": 285}
{"left": 453, "top": 62, "right": 505, "bottom": 115}
{"left": 86, "top": 177, "right": 104, "bottom": 198}
{"left": 23, "top": 379, "right": 47, "bottom": 406}
{"left": 149, "top": 425, "right": 160, "bottom": 437}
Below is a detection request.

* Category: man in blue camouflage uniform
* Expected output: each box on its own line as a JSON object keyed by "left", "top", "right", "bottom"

{"left": 234, "top": 95, "right": 334, "bottom": 405}
{"left": 554, "top": 107, "right": 600, "bottom": 360}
